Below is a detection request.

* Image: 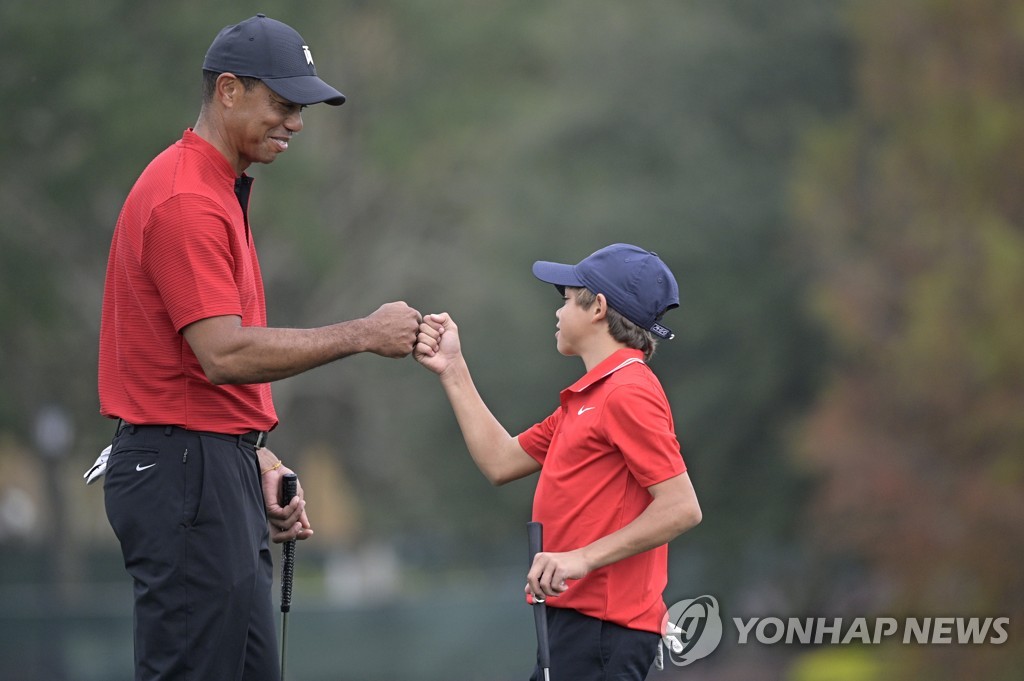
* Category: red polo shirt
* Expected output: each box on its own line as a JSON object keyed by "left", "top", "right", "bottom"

{"left": 98, "top": 129, "right": 277, "bottom": 433}
{"left": 517, "top": 348, "right": 686, "bottom": 633}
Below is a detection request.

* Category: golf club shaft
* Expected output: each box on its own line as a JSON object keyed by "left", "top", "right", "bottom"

{"left": 280, "top": 473, "right": 298, "bottom": 680}
{"left": 527, "top": 521, "right": 552, "bottom": 678}
{"left": 280, "top": 615, "right": 290, "bottom": 680}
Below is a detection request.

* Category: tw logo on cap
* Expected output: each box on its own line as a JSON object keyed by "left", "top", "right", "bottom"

{"left": 302, "top": 45, "right": 314, "bottom": 66}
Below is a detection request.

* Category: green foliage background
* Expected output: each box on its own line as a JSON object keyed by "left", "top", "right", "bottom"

{"left": 1, "top": 0, "right": 1020, "bottom": 679}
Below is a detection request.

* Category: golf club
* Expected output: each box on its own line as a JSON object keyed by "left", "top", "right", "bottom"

{"left": 527, "top": 521, "right": 552, "bottom": 681}
{"left": 279, "top": 472, "right": 298, "bottom": 681}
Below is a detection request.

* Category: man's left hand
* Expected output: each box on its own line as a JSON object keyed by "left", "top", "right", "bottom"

{"left": 259, "top": 447, "right": 314, "bottom": 543}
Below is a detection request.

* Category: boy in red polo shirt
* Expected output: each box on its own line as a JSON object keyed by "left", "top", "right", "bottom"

{"left": 415, "top": 243, "right": 702, "bottom": 680}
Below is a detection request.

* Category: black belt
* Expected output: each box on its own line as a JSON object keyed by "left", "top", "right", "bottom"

{"left": 115, "top": 419, "right": 268, "bottom": 449}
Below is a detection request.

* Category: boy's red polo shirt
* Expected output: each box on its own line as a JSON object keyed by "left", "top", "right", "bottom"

{"left": 98, "top": 129, "right": 277, "bottom": 433}
{"left": 517, "top": 348, "right": 686, "bottom": 634}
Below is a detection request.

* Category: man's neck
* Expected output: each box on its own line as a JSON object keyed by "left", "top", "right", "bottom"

{"left": 193, "top": 114, "right": 247, "bottom": 176}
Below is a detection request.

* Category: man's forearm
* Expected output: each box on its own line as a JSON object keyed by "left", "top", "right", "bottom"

{"left": 185, "top": 302, "right": 420, "bottom": 385}
{"left": 196, "top": 320, "right": 373, "bottom": 384}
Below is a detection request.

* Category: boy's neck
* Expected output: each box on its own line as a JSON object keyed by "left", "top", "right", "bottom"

{"left": 578, "top": 336, "right": 630, "bottom": 373}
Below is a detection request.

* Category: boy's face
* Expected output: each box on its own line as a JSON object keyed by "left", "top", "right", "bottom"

{"left": 554, "top": 287, "right": 591, "bottom": 357}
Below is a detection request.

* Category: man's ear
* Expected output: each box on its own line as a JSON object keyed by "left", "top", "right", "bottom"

{"left": 216, "top": 73, "right": 241, "bottom": 107}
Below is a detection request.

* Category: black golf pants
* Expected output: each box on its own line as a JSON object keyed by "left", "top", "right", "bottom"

{"left": 104, "top": 425, "right": 278, "bottom": 681}
{"left": 530, "top": 607, "right": 660, "bottom": 681}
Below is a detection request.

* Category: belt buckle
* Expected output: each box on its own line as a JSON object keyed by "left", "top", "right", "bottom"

{"left": 253, "top": 431, "right": 266, "bottom": 449}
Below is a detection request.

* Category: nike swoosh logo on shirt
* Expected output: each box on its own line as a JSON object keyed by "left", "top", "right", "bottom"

{"left": 577, "top": 406, "right": 596, "bottom": 416}
{"left": 136, "top": 463, "right": 156, "bottom": 472}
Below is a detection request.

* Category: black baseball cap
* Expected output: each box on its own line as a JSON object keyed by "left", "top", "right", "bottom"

{"left": 203, "top": 14, "right": 346, "bottom": 106}
{"left": 533, "top": 244, "right": 680, "bottom": 340}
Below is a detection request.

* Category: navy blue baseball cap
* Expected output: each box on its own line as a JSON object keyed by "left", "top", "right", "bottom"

{"left": 533, "top": 244, "right": 680, "bottom": 340}
{"left": 203, "top": 14, "right": 346, "bottom": 106}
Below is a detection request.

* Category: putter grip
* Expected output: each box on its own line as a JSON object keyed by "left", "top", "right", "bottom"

{"left": 280, "top": 473, "right": 298, "bottom": 614}
{"left": 527, "top": 521, "right": 543, "bottom": 562}
{"left": 526, "top": 521, "right": 551, "bottom": 670}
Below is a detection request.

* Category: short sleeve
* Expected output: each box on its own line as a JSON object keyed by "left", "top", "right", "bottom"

{"left": 142, "top": 194, "right": 243, "bottom": 332}
{"left": 601, "top": 384, "right": 685, "bottom": 487}
{"left": 517, "top": 407, "right": 564, "bottom": 465}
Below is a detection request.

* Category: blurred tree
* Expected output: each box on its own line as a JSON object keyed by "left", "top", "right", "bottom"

{"left": 0, "top": 0, "right": 271, "bottom": 441}
{"left": 793, "top": 0, "right": 1024, "bottom": 677}
{"left": 2, "top": 0, "right": 849, "bottom": 603}
{"left": 1, "top": 0, "right": 871, "bottom": 678}
{"left": 352, "top": 0, "right": 852, "bottom": 595}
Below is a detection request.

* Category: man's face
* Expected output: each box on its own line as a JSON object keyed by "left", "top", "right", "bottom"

{"left": 227, "top": 80, "right": 305, "bottom": 168}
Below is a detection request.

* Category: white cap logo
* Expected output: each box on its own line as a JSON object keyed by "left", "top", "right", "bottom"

{"left": 302, "top": 45, "right": 314, "bottom": 66}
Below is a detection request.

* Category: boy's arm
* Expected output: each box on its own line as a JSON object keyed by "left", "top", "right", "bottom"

{"left": 416, "top": 313, "right": 541, "bottom": 486}
{"left": 527, "top": 471, "right": 701, "bottom": 599}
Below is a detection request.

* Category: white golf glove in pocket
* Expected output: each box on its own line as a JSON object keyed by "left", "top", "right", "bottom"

{"left": 84, "top": 445, "right": 112, "bottom": 485}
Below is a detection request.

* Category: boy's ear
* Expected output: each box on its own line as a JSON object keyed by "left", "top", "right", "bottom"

{"left": 592, "top": 293, "right": 609, "bottom": 322}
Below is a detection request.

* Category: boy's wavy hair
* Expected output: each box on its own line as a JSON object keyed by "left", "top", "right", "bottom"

{"left": 570, "top": 287, "right": 658, "bottom": 361}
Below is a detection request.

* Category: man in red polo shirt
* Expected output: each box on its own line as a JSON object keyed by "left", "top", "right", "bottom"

{"left": 97, "top": 15, "right": 419, "bottom": 681}
{"left": 415, "top": 243, "right": 702, "bottom": 680}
